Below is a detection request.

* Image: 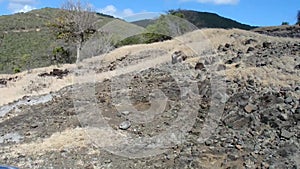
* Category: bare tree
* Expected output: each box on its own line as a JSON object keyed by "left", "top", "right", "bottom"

{"left": 50, "top": 0, "right": 98, "bottom": 63}
{"left": 80, "top": 31, "right": 115, "bottom": 59}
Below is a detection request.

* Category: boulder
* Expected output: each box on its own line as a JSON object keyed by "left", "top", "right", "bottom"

{"left": 244, "top": 104, "right": 257, "bottom": 113}
{"left": 171, "top": 51, "right": 187, "bottom": 64}
{"left": 263, "top": 41, "right": 272, "bottom": 48}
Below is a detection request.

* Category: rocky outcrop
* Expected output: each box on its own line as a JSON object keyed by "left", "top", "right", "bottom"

{"left": 253, "top": 25, "right": 300, "bottom": 38}
{"left": 38, "top": 69, "right": 69, "bottom": 79}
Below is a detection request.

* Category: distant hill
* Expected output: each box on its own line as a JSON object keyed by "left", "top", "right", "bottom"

{"left": 132, "top": 19, "right": 157, "bottom": 28}
{"left": 132, "top": 9, "right": 256, "bottom": 30}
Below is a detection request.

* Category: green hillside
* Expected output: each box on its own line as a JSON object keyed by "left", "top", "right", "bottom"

{"left": 176, "top": 10, "right": 256, "bottom": 30}
{"left": 132, "top": 9, "right": 256, "bottom": 30}
{"left": 0, "top": 8, "right": 114, "bottom": 74}
{"left": 0, "top": 8, "right": 256, "bottom": 74}
{"left": 132, "top": 19, "right": 157, "bottom": 28}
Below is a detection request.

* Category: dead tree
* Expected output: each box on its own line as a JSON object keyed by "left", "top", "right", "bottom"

{"left": 49, "top": 0, "right": 97, "bottom": 63}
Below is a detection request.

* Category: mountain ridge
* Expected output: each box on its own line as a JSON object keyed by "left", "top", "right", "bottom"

{"left": 132, "top": 9, "right": 256, "bottom": 30}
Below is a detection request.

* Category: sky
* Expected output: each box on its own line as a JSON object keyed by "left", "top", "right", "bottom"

{"left": 0, "top": 0, "right": 299, "bottom": 26}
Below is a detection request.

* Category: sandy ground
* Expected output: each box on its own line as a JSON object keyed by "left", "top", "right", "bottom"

{"left": 1, "top": 28, "right": 299, "bottom": 107}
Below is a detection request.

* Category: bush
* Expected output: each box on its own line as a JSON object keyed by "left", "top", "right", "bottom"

{"left": 168, "top": 9, "right": 185, "bottom": 18}
{"left": 13, "top": 67, "right": 21, "bottom": 73}
{"left": 281, "top": 22, "right": 289, "bottom": 25}
{"left": 52, "top": 46, "right": 73, "bottom": 64}
{"left": 115, "top": 33, "right": 172, "bottom": 48}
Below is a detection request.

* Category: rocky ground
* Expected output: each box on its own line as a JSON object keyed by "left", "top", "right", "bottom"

{"left": 0, "top": 28, "right": 299, "bottom": 168}
{"left": 253, "top": 25, "right": 300, "bottom": 38}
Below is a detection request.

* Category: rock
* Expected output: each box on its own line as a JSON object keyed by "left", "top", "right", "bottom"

{"left": 0, "top": 78, "right": 7, "bottom": 86}
{"left": 244, "top": 104, "right": 257, "bottom": 113}
{"left": 225, "top": 59, "right": 233, "bottom": 64}
{"left": 235, "top": 144, "right": 243, "bottom": 150}
{"left": 293, "top": 112, "right": 300, "bottom": 121}
{"left": 30, "top": 123, "right": 38, "bottom": 128}
{"left": 244, "top": 159, "right": 256, "bottom": 168}
{"left": 121, "top": 111, "right": 130, "bottom": 116}
{"left": 255, "top": 26, "right": 300, "bottom": 38}
{"left": 239, "top": 99, "right": 248, "bottom": 106}
{"left": 38, "top": 69, "right": 69, "bottom": 78}
{"left": 241, "top": 94, "right": 250, "bottom": 100}
{"left": 0, "top": 76, "right": 18, "bottom": 87}
{"left": 195, "top": 62, "right": 205, "bottom": 70}
{"left": 278, "top": 113, "right": 288, "bottom": 121}
{"left": 85, "top": 164, "right": 94, "bottom": 169}
{"left": 244, "top": 39, "right": 257, "bottom": 45}
{"left": 217, "top": 64, "right": 226, "bottom": 71}
{"left": 263, "top": 42, "right": 272, "bottom": 48}
{"left": 280, "top": 129, "right": 294, "bottom": 139}
{"left": 225, "top": 43, "right": 231, "bottom": 48}
{"left": 228, "top": 154, "right": 239, "bottom": 161}
{"left": 223, "top": 114, "right": 251, "bottom": 129}
{"left": 171, "top": 51, "right": 187, "bottom": 64}
{"left": 295, "top": 107, "right": 300, "bottom": 114}
{"left": 109, "top": 62, "right": 116, "bottom": 71}
{"left": 247, "top": 47, "right": 255, "bottom": 53}
{"left": 119, "top": 121, "right": 131, "bottom": 130}
{"left": 284, "top": 97, "right": 293, "bottom": 104}
{"left": 261, "top": 162, "right": 270, "bottom": 169}
{"left": 205, "top": 140, "right": 212, "bottom": 146}
{"left": 104, "top": 159, "right": 112, "bottom": 164}
{"left": 277, "top": 105, "right": 285, "bottom": 112}
{"left": 247, "top": 79, "right": 255, "bottom": 86}
{"left": 256, "top": 61, "right": 267, "bottom": 67}
{"left": 232, "top": 57, "right": 241, "bottom": 63}
{"left": 294, "top": 64, "right": 300, "bottom": 70}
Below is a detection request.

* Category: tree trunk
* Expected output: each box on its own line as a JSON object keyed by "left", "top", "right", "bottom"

{"left": 76, "top": 43, "right": 81, "bottom": 63}
{"left": 76, "top": 34, "right": 84, "bottom": 63}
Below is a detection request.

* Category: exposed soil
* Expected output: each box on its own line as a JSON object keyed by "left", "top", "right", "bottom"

{"left": 0, "top": 28, "right": 299, "bottom": 169}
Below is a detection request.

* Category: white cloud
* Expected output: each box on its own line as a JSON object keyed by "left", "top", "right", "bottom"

{"left": 98, "top": 5, "right": 117, "bottom": 16}
{"left": 98, "top": 5, "right": 161, "bottom": 22}
{"left": 18, "top": 4, "right": 35, "bottom": 12}
{"left": 10, "top": 0, "right": 36, "bottom": 5}
{"left": 123, "top": 8, "right": 134, "bottom": 16}
{"left": 7, "top": 0, "right": 37, "bottom": 13}
{"left": 180, "top": 0, "right": 239, "bottom": 5}
{"left": 98, "top": 5, "right": 138, "bottom": 18}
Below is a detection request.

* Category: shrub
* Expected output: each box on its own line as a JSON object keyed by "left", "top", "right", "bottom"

{"left": 115, "top": 33, "right": 172, "bottom": 48}
{"left": 13, "top": 67, "right": 21, "bottom": 73}
{"left": 281, "top": 22, "right": 289, "bottom": 25}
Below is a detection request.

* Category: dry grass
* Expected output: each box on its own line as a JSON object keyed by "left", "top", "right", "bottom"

{"left": 0, "top": 28, "right": 299, "bottom": 106}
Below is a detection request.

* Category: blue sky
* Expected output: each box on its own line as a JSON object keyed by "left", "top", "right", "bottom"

{"left": 0, "top": 0, "right": 299, "bottom": 26}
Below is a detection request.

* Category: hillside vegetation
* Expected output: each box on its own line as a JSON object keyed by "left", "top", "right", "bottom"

{"left": 0, "top": 8, "right": 256, "bottom": 74}
{"left": 133, "top": 9, "right": 256, "bottom": 30}
{"left": 0, "top": 8, "right": 114, "bottom": 74}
